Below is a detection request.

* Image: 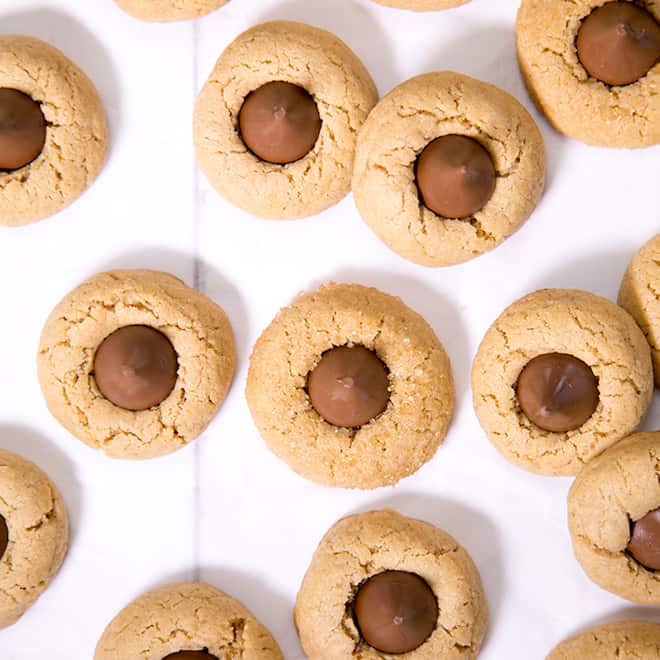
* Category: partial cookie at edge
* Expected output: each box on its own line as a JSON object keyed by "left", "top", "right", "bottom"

{"left": 114, "top": 0, "right": 228, "bottom": 21}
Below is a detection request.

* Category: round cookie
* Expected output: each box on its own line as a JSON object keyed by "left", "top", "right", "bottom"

{"left": 370, "top": 0, "right": 469, "bottom": 9}
{"left": 567, "top": 431, "right": 660, "bottom": 604}
{"left": 516, "top": 0, "right": 660, "bottom": 148}
{"left": 619, "top": 235, "right": 660, "bottom": 387}
{"left": 38, "top": 269, "right": 236, "bottom": 460}
{"left": 246, "top": 283, "right": 454, "bottom": 489}
{"left": 0, "top": 35, "right": 108, "bottom": 227}
{"left": 0, "top": 448, "right": 68, "bottom": 628}
{"left": 114, "top": 0, "right": 228, "bottom": 21}
{"left": 472, "top": 289, "right": 653, "bottom": 476}
{"left": 352, "top": 71, "right": 545, "bottom": 267}
{"left": 95, "top": 582, "right": 282, "bottom": 659}
{"left": 194, "top": 21, "right": 378, "bottom": 219}
{"left": 295, "top": 509, "right": 488, "bottom": 659}
{"left": 547, "top": 621, "right": 660, "bottom": 659}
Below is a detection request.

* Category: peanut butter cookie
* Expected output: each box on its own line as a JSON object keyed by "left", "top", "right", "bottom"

{"left": 352, "top": 71, "right": 545, "bottom": 266}
{"left": 0, "top": 448, "right": 68, "bottom": 628}
{"left": 472, "top": 289, "right": 653, "bottom": 475}
{"left": 95, "top": 582, "right": 282, "bottom": 659}
{"left": 619, "top": 234, "right": 660, "bottom": 386}
{"left": 295, "top": 510, "right": 488, "bottom": 660}
{"left": 114, "top": 0, "right": 228, "bottom": 21}
{"left": 568, "top": 431, "right": 660, "bottom": 604}
{"left": 0, "top": 36, "right": 108, "bottom": 227}
{"left": 194, "top": 21, "right": 378, "bottom": 219}
{"left": 246, "top": 283, "right": 454, "bottom": 489}
{"left": 516, "top": 0, "right": 660, "bottom": 148}
{"left": 38, "top": 270, "right": 236, "bottom": 460}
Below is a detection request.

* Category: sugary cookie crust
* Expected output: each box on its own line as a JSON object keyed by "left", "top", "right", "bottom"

{"left": 619, "top": 234, "right": 660, "bottom": 386}
{"left": 95, "top": 582, "right": 283, "bottom": 659}
{"left": 294, "top": 510, "right": 488, "bottom": 660}
{"left": 246, "top": 283, "right": 454, "bottom": 489}
{"left": 114, "top": 0, "right": 228, "bottom": 21}
{"left": 516, "top": 0, "right": 660, "bottom": 148}
{"left": 194, "top": 21, "right": 379, "bottom": 219}
{"left": 38, "top": 270, "right": 236, "bottom": 460}
{"left": 352, "top": 71, "right": 545, "bottom": 267}
{"left": 567, "top": 431, "right": 660, "bottom": 604}
{"left": 370, "top": 0, "right": 469, "bottom": 9}
{"left": 547, "top": 620, "right": 660, "bottom": 659}
{"left": 472, "top": 289, "right": 653, "bottom": 476}
{"left": 0, "top": 449, "right": 68, "bottom": 629}
{"left": 0, "top": 35, "right": 108, "bottom": 227}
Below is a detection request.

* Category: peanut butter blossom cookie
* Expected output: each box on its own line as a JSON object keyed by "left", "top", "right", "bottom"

{"left": 472, "top": 289, "right": 653, "bottom": 475}
{"left": 0, "top": 448, "right": 68, "bottom": 628}
{"left": 295, "top": 510, "right": 488, "bottom": 659}
{"left": 352, "top": 71, "right": 545, "bottom": 267}
{"left": 95, "top": 582, "right": 282, "bottom": 659}
{"left": 114, "top": 0, "right": 228, "bottom": 21}
{"left": 517, "top": 0, "right": 660, "bottom": 148}
{"left": 547, "top": 621, "right": 660, "bottom": 659}
{"left": 369, "top": 0, "right": 470, "bottom": 10}
{"left": 246, "top": 283, "right": 454, "bottom": 489}
{"left": 194, "top": 21, "right": 378, "bottom": 219}
{"left": 0, "top": 36, "right": 108, "bottom": 227}
{"left": 38, "top": 270, "right": 235, "bottom": 459}
{"left": 568, "top": 431, "right": 660, "bottom": 604}
{"left": 619, "top": 234, "right": 660, "bottom": 387}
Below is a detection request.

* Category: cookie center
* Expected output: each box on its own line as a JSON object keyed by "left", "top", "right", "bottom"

{"left": 515, "top": 352, "right": 599, "bottom": 433}
{"left": 162, "top": 651, "right": 218, "bottom": 660}
{"left": 627, "top": 507, "right": 660, "bottom": 571}
{"left": 307, "top": 345, "right": 390, "bottom": 428}
{"left": 415, "top": 134, "right": 496, "bottom": 219}
{"left": 0, "top": 88, "right": 47, "bottom": 171}
{"left": 576, "top": 1, "right": 660, "bottom": 86}
{"left": 0, "top": 514, "right": 8, "bottom": 561}
{"left": 238, "top": 81, "right": 322, "bottom": 165}
{"left": 352, "top": 571, "right": 438, "bottom": 655}
{"left": 93, "top": 325, "right": 179, "bottom": 411}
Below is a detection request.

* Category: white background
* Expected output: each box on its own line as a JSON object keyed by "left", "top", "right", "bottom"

{"left": 0, "top": 0, "right": 658, "bottom": 658}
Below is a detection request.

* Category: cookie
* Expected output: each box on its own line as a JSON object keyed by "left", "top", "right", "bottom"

{"left": 619, "top": 234, "right": 660, "bottom": 387}
{"left": 516, "top": 0, "right": 660, "bottom": 148}
{"left": 38, "top": 269, "right": 236, "bottom": 460}
{"left": 0, "top": 448, "right": 68, "bottom": 628}
{"left": 352, "top": 71, "right": 545, "bottom": 267}
{"left": 114, "top": 0, "right": 228, "bottom": 21}
{"left": 370, "top": 0, "right": 469, "bottom": 9}
{"left": 472, "top": 289, "right": 653, "bottom": 476}
{"left": 567, "top": 431, "right": 660, "bottom": 604}
{"left": 246, "top": 283, "right": 454, "bottom": 489}
{"left": 295, "top": 509, "right": 488, "bottom": 659}
{"left": 0, "top": 35, "right": 108, "bottom": 227}
{"left": 194, "top": 21, "right": 378, "bottom": 219}
{"left": 547, "top": 621, "right": 660, "bottom": 659}
{"left": 95, "top": 582, "right": 283, "bottom": 659}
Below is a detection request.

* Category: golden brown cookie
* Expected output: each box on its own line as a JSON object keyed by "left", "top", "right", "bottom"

{"left": 516, "top": 0, "right": 660, "bottom": 148}
{"left": 295, "top": 510, "right": 488, "bottom": 659}
{"left": 352, "top": 71, "right": 545, "bottom": 267}
{"left": 619, "top": 234, "right": 660, "bottom": 387}
{"left": 370, "top": 0, "right": 469, "bottom": 9}
{"left": 38, "top": 270, "right": 236, "bottom": 460}
{"left": 0, "top": 35, "right": 108, "bottom": 227}
{"left": 567, "top": 431, "right": 660, "bottom": 604}
{"left": 114, "top": 0, "right": 228, "bottom": 21}
{"left": 472, "top": 289, "right": 653, "bottom": 476}
{"left": 194, "top": 21, "right": 378, "bottom": 219}
{"left": 546, "top": 621, "right": 660, "bottom": 659}
{"left": 246, "top": 283, "right": 454, "bottom": 489}
{"left": 0, "top": 448, "right": 68, "bottom": 629}
{"left": 95, "top": 582, "right": 282, "bottom": 659}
